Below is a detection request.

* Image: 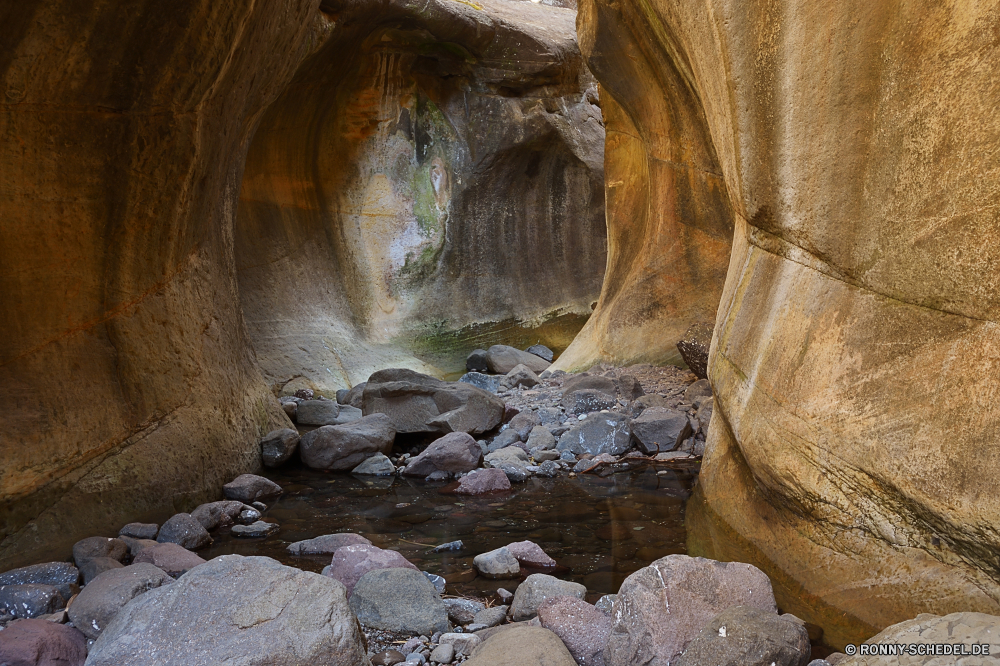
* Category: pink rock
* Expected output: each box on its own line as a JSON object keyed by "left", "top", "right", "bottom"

{"left": 0, "top": 618, "right": 87, "bottom": 666}
{"left": 286, "top": 533, "right": 372, "bottom": 556}
{"left": 402, "top": 432, "right": 482, "bottom": 477}
{"left": 454, "top": 468, "right": 511, "bottom": 494}
{"left": 132, "top": 542, "right": 206, "bottom": 577}
{"left": 326, "top": 544, "right": 417, "bottom": 595}
{"left": 537, "top": 596, "right": 612, "bottom": 666}
{"left": 506, "top": 540, "right": 556, "bottom": 568}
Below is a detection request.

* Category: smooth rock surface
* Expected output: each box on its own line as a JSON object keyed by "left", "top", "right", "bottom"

{"left": 287, "top": 533, "right": 372, "bottom": 556}
{"left": 222, "top": 474, "right": 283, "bottom": 504}
{"left": 510, "top": 574, "right": 586, "bottom": 621}
{"left": 500, "top": 364, "right": 541, "bottom": 390}
{"left": 78, "top": 557, "right": 124, "bottom": 586}
{"left": 349, "top": 568, "right": 450, "bottom": 635}
{"left": 466, "top": 625, "right": 575, "bottom": 666}
{"left": 261, "top": 428, "right": 300, "bottom": 467}
{"left": 526, "top": 345, "right": 555, "bottom": 363}
{"left": 231, "top": 521, "right": 279, "bottom": 538}
{"left": 327, "top": 544, "right": 418, "bottom": 596}
{"left": 67, "top": 563, "right": 172, "bottom": 640}
{"left": 486, "top": 346, "right": 551, "bottom": 375}
{"left": 506, "top": 541, "right": 556, "bottom": 568}
{"left": 525, "top": 426, "right": 556, "bottom": 451}
{"left": 296, "top": 400, "right": 343, "bottom": 426}
{"left": 299, "top": 415, "right": 396, "bottom": 471}
{"left": 673, "top": 605, "right": 810, "bottom": 666}
{"left": 85, "top": 555, "right": 369, "bottom": 666}
{"left": 403, "top": 432, "right": 482, "bottom": 477}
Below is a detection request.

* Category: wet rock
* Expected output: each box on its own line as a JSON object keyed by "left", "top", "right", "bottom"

{"left": 299, "top": 414, "right": 396, "bottom": 471}
{"left": 538, "top": 595, "right": 612, "bottom": 666}
{"left": 536, "top": 460, "right": 560, "bottom": 477}
{"left": 485, "top": 446, "right": 529, "bottom": 467}
{"left": 287, "top": 533, "right": 371, "bottom": 556}
{"left": 239, "top": 507, "right": 262, "bottom": 523}
{"left": 231, "top": 521, "right": 279, "bottom": 538}
{"left": 439, "top": 632, "right": 482, "bottom": 657}
{"left": 459, "top": 372, "right": 502, "bottom": 393}
{"left": 485, "top": 345, "right": 550, "bottom": 374}
{"left": 510, "top": 574, "right": 586, "bottom": 621}
{"left": 473, "top": 547, "right": 520, "bottom": 579}
{"left": 424, "top": 572, "right": 446, "bottom": 594}
{"left": 506, "top": 541, "right": 556, "bottom": 568}
{"left": 432, "top": 541, "right": 463, "bottom": 554}
{"left": 72, "top": 537, "right": 127, "bottom": 566}
{"left": 526, "top": 345, "right": 554, "bottom": 363}
{"left": 327, "top": 544, "right": 418, "bottom": 596}
{"left": 500, "top": 364, "right": 540, "bottom": 390}
{"left": 605, "top": 555, "right": 776, "bottom": 666}
{"left": 0, "top": 585, "right": 64, "bottom": 619}
{"left": 156, "top": 513, "right": 212, "bottom": 549}
{"left": 261, "top": 428, "right": 300, "bottom": 467}
{"left": 557, "top": 414, "right": 631, "bottom": 456}
{"left": 465, "top": 625, "right": 575, "bottom": 666}
{"left": 676, "top": 323, "right": 713, "bottom": 380}
{"left": 363, "top": 369, "right": 504, "bottom": 435}
{"left": 594, "top": 594, "right": 616, "bottom": 615}
{"left": 672, "top": 605, "right": 810, "bottom": 666}
{"left": 509, "top": 411, "right": 543, "bottom": 441}
{"left": 466, "top": 349, "right": 489, "bottom": 373}
{"left": 296, "top": 399, "right": 343, "bottom": 426}
{"left": 630, "top": 407, "right": 692, "bottom": 454}
{"left": 131, "top": 542, "right": 206, "bottom": 577}
{"left": 425, "top": 470, "right": 450, "bottom": 482}
{"left": 683, "top": 378, "right": 712, "bottom": 403}
{"left": 430, "top": 643, "right": 454, "bottom": 664}
{"left": 0, "top": 563, "right": 79, "bottom": 601}
{"left": 191, "top": 500, "right": 248, "bottom": 531}
{"left": 349, "top": 568, "right": 450, "bottom": 635}
{"left": 67, "top": 563, "right": 172, "bottom": 640}
{"left": 118, "top": 522, "right": 158, "bottom": 540}
{"left": 78, "top": 557, "right": 124, "bottom": 585}
{"left": 614, "top": 374, "right": 645, "bottom": 401}
{"left": 372, "top": 649, "right": 406, "bottom": 666}
{"left": 0, "top": 618, "right": 87, "bottom": 666}
{"left": 352, "top": 453, "right": 396, "bottom": 476}
{"left": 474, "top": 605, "right": 508, "bottom": 628}
{"left": 496, "top": 461, "right": 530, "bottom": 483}
{"left": 561, "top": 389, "right": 617, "bottom": 415}
{"left": 454, "top": 468, "right": 511, "bottom": 494}
{"left": 222, "top": 474, "right": 283, "bottom": 503}
{"left": 444, "top": 598, "right": 486, "bottom": 624}
{"left": 403, "top": 432, "right": 482, "bottom": 477}
{"left": 85, "top": 555, "right": 368, "bottom": 666}
{"left": 525, "top": 425, "right": 556, "bottom": 451}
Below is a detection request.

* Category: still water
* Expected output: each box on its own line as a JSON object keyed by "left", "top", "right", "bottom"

{"left": 200, "top": 461, "right": 699, "bottom": 602}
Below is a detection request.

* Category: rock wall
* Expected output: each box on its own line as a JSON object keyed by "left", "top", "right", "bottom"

{"left": 575, "top": 0, "right": 1000, "bottom": 647}
{"left": 236, "top": 0, "right": 607, "bottom": 392}
{"left": 0, "top": 1, "right": 325, "bottom": 570}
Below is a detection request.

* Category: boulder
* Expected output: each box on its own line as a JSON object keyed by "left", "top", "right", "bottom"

{"left": 402, "top": 432, "right": 482, "bottom": 477}
{"left": 510, "top": 574, "right": 586, "bottom": 621}
{"left": 487, "top": 428, "right": 522, "bottom": 452}
{"left": 630, "top": 407, "right": 692, "bottom": 454}
{"left": 326, "top": 544, "right": 418, "bottom": 596}
{"left": 191, "top": 500, "right": 249, "bottom": 531}
{"left": 485, "top": 446, "right": 529, "bottom": 467}
{"left": 474, "top": 606, "right": 508, "bottom": 628}
{"left": 500, "top": 364, "right": 540, "bottom": 390}
{"left": 231, "top": 521, "right": 279, "bottom": 538}
{"left": 287, "top": 533, "right": 372, "bottom": 556}
{"left": 156, "top": 513, "right": 213, "bottom": 549}
{"left": 335, "top": 405, "right": 363, "bottom": 424}
{"left": 465, "top": 625, "right": 576, "bottom": 666}
{"left": 673, "top": 605, "right": 810, "bottom": 666}
{"left": 222, "top": 474, "right": 283, "bottom": 503}
{"left": 466, "top": 349, "right": 489, "bottom": 373}
{"left": 261, "top": 428, "right": 300, "bottom": 467}
{"left": 132, "top": 542, "right": 207, "bottom": 577}
{"left": 299, "top": 414, "right": 396, "bottom": 471}
{"left": 0, "top": 618, "right": 87, "bottom": 666}
{"left": 430, "top": 644, "right": 454, "bottom": 664}
{"left": 604, "top": 555, "right": 776, "bottom": 666}
{"left": 352, "top": 453, "right": 396, "bottom": 476}
{"left": 296, "top": 400, "right": 343, "bottom": 426}
{"left": 444, "top": 598, "right": 486, "bottom": 625}
{"left": 526, "top": 344, "right": 555, "bottom": 363}
{"left": 362, "top": 369, "right": 504, "bottom": 435}
{"left": 118, "top": 537, "right": 157, "bottom": 558}
{"left": 79, "top": 557, "right": 124, "bottom": 585}
{"left": 459, "top": 372, "right": 501, "bottom": 393}
{"left": 509, "top": 411, "right": 543, "bottom": 441}
{"left": 454, "top": 468, "right": 511, "bottom": 494}
{"left": 118, "top": 523, "right": 158, "bottom": 540}
{"left": 0, "top": 563, "right": 79, "bottom": 601}
{"left": 485, "top": 345, "right": 550, "bottom": 374}
{"left": 536, "top": 460, "right": 560, "bottom": 477}
{"left": 67, "top": 563, "right": 173, "bottom": 640}
{"left": 836, "top": 611, "right": 1000, "bottom": 666}
{"left": 72, "top": 537, "right": 127, "bottom": 566}
{"left": 676, "top": 323, "right": 713, "bottom": 380}
{"left": 0, "top": 585, "right": 64, "bottom": 619}
{"left": 683, "top": 379, "right": 712, "bottom": 403}
{"left": 525, "top": 426, "right": 556, "bottom": 451}
{"left": 506, "top": 541, "right": 556, "bottom": 568}
{"left": 495, "top": 461, "right": 530, "bottom": 483}
{"left": 343, "top": 382, "right": 367, "bottom": 409}
{"left": 440, "top": 632, "right": 482, "bottom": 657}
{"left": 473, "top": 548, "right": 520, "bottom": 579}
{"left": 562, "top": 373, "right": 617, "bottom": 397}
{"left": 561, "top": 389, "right": 617, "bottom": 415}
{"left": 349, "top": 568, "right": 450, "bottom": 635}
{"left": 557, "top": 414, "right": 631, "bottom": 456}
{"left": 85, "top": 555, "right": 369, "bottom": 666}
{"left": 538, "top": 596, "right": 612, "bottom": 666}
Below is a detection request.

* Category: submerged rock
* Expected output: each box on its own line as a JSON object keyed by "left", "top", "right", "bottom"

{"left": 349, "top": 568, "right": 450, "bottom": 635}
{"left": 85, "top": 555, "right": 369, "bottom": 666}
{"left": 286, "top": 533, "right": 372, "bottom": 556}
{"left": 68, "top": 563, "right": 173, "bottom": 640}
{"left": 299, "top": 414, "right": 396, "bottom": 471}
{"left": 510, "top": 574, "right": 586, "bottom": 621}
{"left": 673, "top": 605, "right": 810, "bottom": 666}
{"left": 222, "top": 474, "right": 283, "bottom": 503}
{"left": 402, "top": 432, "right": 482, "bottom": 477}
{"left": 231, "top": 521, "right": 279, "bottom": 538}
{"left": 0, "top": 618, "right": 87, "bottom": 666}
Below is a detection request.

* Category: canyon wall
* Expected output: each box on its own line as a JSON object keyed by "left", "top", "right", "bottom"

{"left": 236, "top": 0, "right": 607, "bottom": 392}
{"left": 575, "top": 0, "right": 1000, "bottom": 647}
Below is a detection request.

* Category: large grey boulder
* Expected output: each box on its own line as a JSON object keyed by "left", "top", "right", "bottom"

{"left": 68, "top": 563, "right": 172, "bottom": 640}
{"left": 362, "top": 369, "right": 504, "bottom": 435}
{"left": 326, "top": 544, "right": 418, "bottom": 596}
{"left": 0, "top": 584, "right": 64, "bottom": 619}
{"left": 473, "top": 547, "right": 520, "bottom": 579}
{"left": 342, "top": 382, "right": 366, "bottom": 409}
{"left": 287, "top": 533, "right": 371, "bottom": 556}
{"left": 604, "top": 555, "right": 776, "bottom": 666}
{"left": 86, "top": 555, "right": 370, "bottom": 666}
{"left": 261, "top": 428, "right": 300, "bottom": 467}
{"left": 402, "top": 432, "right": 482, "bottom": 477}
{"left": 465, "top": 625, "right": 576, "bottom": 666}
{"left": 673, "top": 605, "right": 810, "bottom": 666}
{"left": 630, "top": 407, "right": 692, "bottom": 454}
{"left": 349, "top": 567, "right": 450, "bottom": 635}
{"left": 510, "top": 574, "right": 586, "bottom": 621}
{"left": 222, "top": 474, "right": 283, "bottom": 503}
{"left": 156, "top": 513, "right": 212, "bottom": 549}
{"left": 836, "top": 611, "right": 1000, "bottom": 666}
{"left": 0, "top": 562, "right": 79, "bottom": 600}
{"left": 0, "top": 618, "right": 87, "bottom": 666}
{"left": 299, "top": 414, "right": 396, "bottom": 470}
{"left": 557, "top": 413, "right": 631, "bottom": 456}
{"left": 486, "top": 345, "right": 550, "bottom": 374}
